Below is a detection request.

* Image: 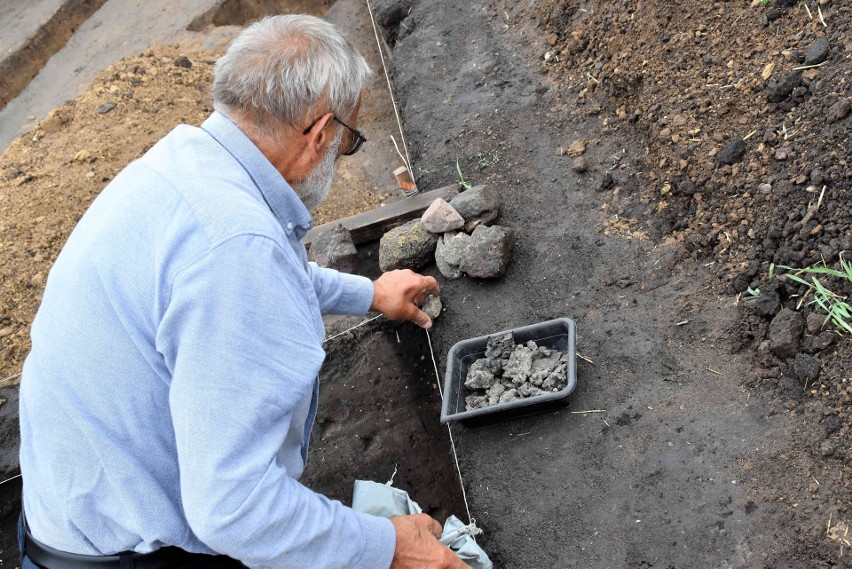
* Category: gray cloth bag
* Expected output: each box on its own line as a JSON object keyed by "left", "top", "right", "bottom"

{"left": 352, "top": 480, "right": 493, "bottom": 569}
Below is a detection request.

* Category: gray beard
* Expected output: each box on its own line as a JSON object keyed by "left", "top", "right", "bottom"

{"left": 295, "top": 133, "right": 342, "bottom": 213}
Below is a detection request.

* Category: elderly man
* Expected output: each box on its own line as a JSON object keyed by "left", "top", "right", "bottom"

{"left": 18, "top": 14, "right": 468, "bottom": 569}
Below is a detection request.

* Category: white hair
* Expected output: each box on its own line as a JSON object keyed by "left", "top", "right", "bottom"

{"left": 213, "top": 15, "right": 372, "bottom": 139}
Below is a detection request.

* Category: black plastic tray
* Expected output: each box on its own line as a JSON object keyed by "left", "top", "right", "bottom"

{"left": 440, "top": 318, "right": 577, "bottom": 426}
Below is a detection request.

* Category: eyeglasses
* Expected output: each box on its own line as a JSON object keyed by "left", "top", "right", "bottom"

{"left": 302, "top": 115, "right": 367, "bottom": 156}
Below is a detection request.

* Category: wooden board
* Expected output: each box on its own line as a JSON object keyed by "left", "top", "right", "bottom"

{"left": 305, "top": 184, "right": 460, "bottom": 247}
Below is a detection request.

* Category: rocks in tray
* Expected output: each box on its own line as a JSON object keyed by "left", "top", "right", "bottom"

{"left": 449, "top": 185, "right": 500, "bottom": 233}
{"left": 459, "top": 225, "right": 515, "bottom": 278}
{"left": 308, "top": 224, "right": 358, "bottom": 273}
{"left": 379, "top": 219, "right": 439, "bottom": 272}
{"left": 421, "top": 198, "right": 465, "bottom": 233}
{"left": 464, "top": 334, "right": 569, "bottom": 411}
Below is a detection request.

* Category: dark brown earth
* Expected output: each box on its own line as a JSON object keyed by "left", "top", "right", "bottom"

{"left": 1, "top": 0, "right": 851, "bottom": 568}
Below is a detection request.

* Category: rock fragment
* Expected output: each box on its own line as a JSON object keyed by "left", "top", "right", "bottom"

{"left": 769, "top": 308, "right": 804, "bottom": 358}
{"left": 421, "top": 198, "right": 464, "bottom": 233}
{"left": 826, "top": 100, "right": 850, "bottom": 123}
{"left": 459, "top": 225, "right": 515, "bottom": 278}
{"left": 718, "top": 138, "right": 747, "bottom": 165}
{"left": 571, "top": 156, "right": 588, "bottom": 173}
{"left": 803, "top": 38, "right": 829, "bottom": 66}
{"left": 379, "top": 219, "right": 438, "bottom": 272}
{"left": 435, "top": 231, "right": 470, "bottom": 280}
{"left": 595, "top": 172, "right": 614, "bottom": 192}
{"left": 503, "top": 345, "right": 533, "bottom": 384}
{"left": 743, "top": 282, "right": 780, "bottom": 318}
{"left": 464, "top": 359, "right": 496, "bottom": 390}
{"left": 422, "top": 295, "right": 442, "bottom": 320}
{"left": 308, "top": 224, "right": 358, "bottom": 273}
{"left": 766, "top": 72, "right": 801, "bottom": 103}
{"left": 449, "top": 185, "right": 500, "bottom": 232}
{"left": 485, "top": 333, "right": 515, "bottom": 360}
{"left": 97, "top": 102, "right": 117, "bottom": 114}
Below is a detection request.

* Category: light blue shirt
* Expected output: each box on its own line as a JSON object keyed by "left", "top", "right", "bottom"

{"left": 19, "top": 112, "right": 396, "bottom": 568}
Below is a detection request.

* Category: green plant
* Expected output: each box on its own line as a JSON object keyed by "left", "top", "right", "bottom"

{"left": 746, "top": 286, "right": 761, "bottom": 297}
{"left": 477, "top": 151, "right": 501, "bottom": 170}
{"left": 778, "top": 253, "right": 852, "bottom": 334}
{"left": 760, "top": 0, "right": 768, "bottom": 6}
{"left": 456, "top": 159, "right": 472, "bottom": 190}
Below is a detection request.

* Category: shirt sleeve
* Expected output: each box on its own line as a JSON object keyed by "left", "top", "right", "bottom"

{"left": 307, "top": 262, "right": 375, "bottom": 316}
{"left": 156, "top": 234, "right": 396, "bottom": 569}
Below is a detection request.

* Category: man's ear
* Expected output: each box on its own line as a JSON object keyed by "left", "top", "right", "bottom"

{"left": 304, "top": 112, "right": 335, "bottom": 159}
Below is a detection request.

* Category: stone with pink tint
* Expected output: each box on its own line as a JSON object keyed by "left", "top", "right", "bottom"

{"left": 420, "top": 198, "right": 465, "bottom": 234}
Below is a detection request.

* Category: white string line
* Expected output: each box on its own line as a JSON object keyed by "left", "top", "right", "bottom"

{"left": 0, "top": 473, "right": 21, "bottom": 486}
{"left": 322, "top": 314, "right": 384, "bottom": 344}
{"left": 0, "top": 371, "right": 22, "bottom": 387}
{"left": 365, "top": 0, "right": 417, "bottom": 193}
{"left": 425, "top": 329, "right": 474, "bottom": 528}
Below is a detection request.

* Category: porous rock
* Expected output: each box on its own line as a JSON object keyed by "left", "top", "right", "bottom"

{"left": 308, "top": 224, "right": 358, "bottom": 273}
{"left": 793, "top": 353, "right": 819, "bottom": 383}
{"left": 379, "top": 219, "right": 438, "bottom": 272}
{"left": 421, "top": 198, "right": 464, "bottom": 233}
{"left": 484, "top": 333, "right": 515, "bottom": 360}
{"left": 769, "top": 308, "right": 804, "bottom": 358}
{"left": 464, "top": 359, "right": 496, "bottom": 390}
{"left": 449, "top": 185, "right": 500, "bottom": 232}
{"left": 503, "top": 346, "right": 533, "bottom": 384}
{"left": 422, "top": 295, "right": 442, "bottom": 320}
{"left": 434, "top": 231, "right": 470, "bottom": 280}
{"left": 459, "top": 225, "right": 515, "bottom": 279}
{"left": 718, "top": 138, "right": 747, "bottom": 165}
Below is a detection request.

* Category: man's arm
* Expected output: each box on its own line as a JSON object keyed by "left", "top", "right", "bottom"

{"left": 157, "top": 234, "right": 395, "bottom": 568}
{"left": 308, "top": 262, "right": 440, "bottom": 328}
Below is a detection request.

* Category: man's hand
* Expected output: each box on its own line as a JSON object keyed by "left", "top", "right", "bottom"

{"left": 390, "top": 514, "right": 471, "bottom": 569}
{"left": 371, "top": 270, "right": 440, "bottom": 329}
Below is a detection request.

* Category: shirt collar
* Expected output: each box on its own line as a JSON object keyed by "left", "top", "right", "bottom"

{"left": 200, "top": 111, "right": 314, "bottom": 239}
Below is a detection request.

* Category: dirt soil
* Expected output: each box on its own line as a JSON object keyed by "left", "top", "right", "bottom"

{"left": 0, "top": 0, "right": 851, "bottom": 568}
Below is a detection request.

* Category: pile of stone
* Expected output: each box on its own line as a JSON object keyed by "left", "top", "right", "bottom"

{"left": 379, "top": 185, "right": 515, "bottom": 279}
{"left": 464, "top": 333, "right": 569, "bottom": 411}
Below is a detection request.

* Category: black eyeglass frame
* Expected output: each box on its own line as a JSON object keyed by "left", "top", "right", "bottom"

{"left": 302, "top": 115, "right": 366, "bottom": 156}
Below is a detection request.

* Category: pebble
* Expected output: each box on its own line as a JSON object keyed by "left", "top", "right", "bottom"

{"left": 826, "top": 100, "right": 850, "bottom": 124}
{"left": 793, "top": 353, "right": 820, "bottom": 383}
{"left": 173, "top": 56, "right": 193, "bottom": 68}
{"left": 718, "top": 138, "right": 747, "bottom": 165}
{"left": 803, "top": 38, "right": 829, "bottom": 66}
{"left": 97, "top": 102, "right": 117, "bottom": 114}
{"left": 595, "top": 172, "right": 614, "bottom": 192}
{"left": 766, "top": 72, "right": 801, "bottom": 103}
{"left": 567, "top": 139, "right": 586, "bottom": 156}
{"left": 806, "top": 312, "right": 824, "bottom": 335}
{"left": 422, "top": 295, "right": 442, "bottom": 320}
{"left": 421, "top": 198, "right": 464, "bottom": 233}
{"left": 758, "top": 183, "right": 772, "bottom": 194}
{"left": 571, "top": 156, "right": 588, "bottom": 173}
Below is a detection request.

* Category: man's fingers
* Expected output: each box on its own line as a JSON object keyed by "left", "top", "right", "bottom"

{"left": 410, "top": 308, "right": 433, "bottom": 330}
{"left": 411, "top": 513, "right": 442, "bottom": 538}
{"left": 422, "top": 275, "right": 440, "bottom": 297}
{"left": 445, "top": 549, "right": 473, "bottom": 569}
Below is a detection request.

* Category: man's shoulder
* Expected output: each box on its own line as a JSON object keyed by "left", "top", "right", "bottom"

{"left": 137, "top": 124, "right": 286, "bottom": 248}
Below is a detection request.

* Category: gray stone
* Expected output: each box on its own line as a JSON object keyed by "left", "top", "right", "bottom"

{"left": 465, "top": 394, "right": 488, "bottom": 410}
{"left": 449, "top": 185, "right": 501, "bottom": 232}
{"left": 827, "top": 100, "right": 850, "bottom": 123}
{"left": 307, "top": 224, "right": 358, "bottom": 273}
{"left": 769, "top": 309, "right": 804, "bottom": 358}
{"left": 806, "top": 330, "right": 837, "bottom": 353}
{"left": 803, "top": 38, "right": 829, "bottom": 66}
{"left": 766, "top": 72, "right": 801, "bottom": 103}
{"left": 485, "top": 333, "right": 515, "bottom": 360}
{"left": 498, "top": 389, "right": 519, "bottom": 404}
{"left": 464, "top": 359, "right": 496, "bottom": 390}
{"left": 421, "top": 198, "right": 465, "bottom": 233}
{"left": 718, "top": 138, "right": 747, "bottom": 165}
{"left": 676, "top": 180, "right": 697, "bottom": 195}
{"left": 379, "top": 219, "right": 438, "bottom": 272}
{"left": 422, "top": 295, "right": 442, "bottom": 320}
{"left": 504, "top": 346, "right": 533, "bottom": 384}
{"left": 571, "top": 156, "right": 588, "bottom": 173}
{"left": 459, "top": 225, "right": 515, "bottom": 279}
{"left": 434, "top": 231, "right": 470, "bottom": 280}
{"left": 793, "top": 353, "right": 820, "bottom": 383}
{"left": 518, "top": 383, "right": 543, "bottom": 398}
